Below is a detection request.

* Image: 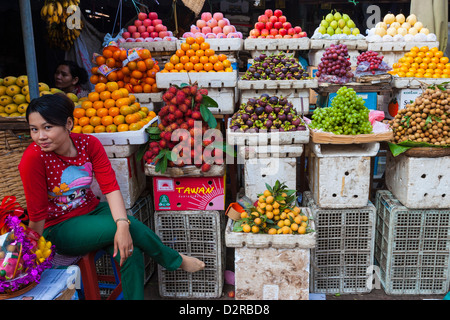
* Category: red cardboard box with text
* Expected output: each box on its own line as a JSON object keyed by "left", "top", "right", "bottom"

{"left": 152, "top": 176, "right": 226, "bottom": 211}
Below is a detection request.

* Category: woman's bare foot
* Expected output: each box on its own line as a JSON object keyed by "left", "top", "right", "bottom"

{"left": 180, "top": 254, "right": 205, "bottom": 272}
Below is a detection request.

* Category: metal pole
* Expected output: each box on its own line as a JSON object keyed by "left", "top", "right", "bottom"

{"left": 19, "top": 0, "right": 39, "bottom": 100}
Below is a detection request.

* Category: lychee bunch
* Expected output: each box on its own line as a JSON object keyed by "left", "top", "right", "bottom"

{"left": 143, "top": 84, "right": 220, "bottom": 172}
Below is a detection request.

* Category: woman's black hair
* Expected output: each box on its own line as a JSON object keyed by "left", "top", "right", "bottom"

{"left": 56, "top": 60, "right": 88, "bottom": 85}
{"left": 26, "top": 93, "right": 74, "bottom": 128}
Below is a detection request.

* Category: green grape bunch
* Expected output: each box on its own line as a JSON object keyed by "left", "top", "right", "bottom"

{"left": 310, "top": 86, "right": 373, "bottom": 135}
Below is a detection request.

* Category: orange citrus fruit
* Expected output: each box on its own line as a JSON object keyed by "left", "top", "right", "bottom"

{"left": 117, "top": 123, "right": 129, "bottom": 132}
{"left": 82, "top": 125, "right": 94, "bottom": 134}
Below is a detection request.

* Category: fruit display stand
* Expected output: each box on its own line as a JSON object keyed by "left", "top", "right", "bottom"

{"left": 367, "top": 41, "right": 440, "bottom": 67}
{"left": 154, "top": 209, "right": 225, "bottom": 298}
{"left": 307, "top": 141, "right": 380, "bottom": 209}
{"left": 302, "top": 191, "right": 376, "bottom": 294}
{"left": 385, "top": 150, "right": 450, "bottom": 209}
{"left": 244, "top": 38, "right": 310, "bottom": 59}
{"left": 238, "top": 79, "right": 317, "bottom": 115}
{"left": 374, "top": 190, "right": 450, "bottom": 295}
{"left": 224, "top": 208, "right": 316, "bottom": 300}
{"left": 155, "top": 71, "right": 237, "bottom": 115}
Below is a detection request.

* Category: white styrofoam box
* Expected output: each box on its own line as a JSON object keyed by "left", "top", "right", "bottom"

{"left": 392, "top": 78, "right": 450, "bottom": 89}
{"left": 244, "top": 38, "right": 310, "bottom": 58}
{"left": 238, "top": 144, "right": 304, "bottom": 159}
{"left": 205, "top": 87, "right": 235, "bottom": 114}
{"left": 234, "top": 247, "right": 310, "bottom": 300}
{"left": 308, "top": 142, "right": 380, "bottom": 208}
{"left": 237, "top": 79, "right": 318, "bottom": 90}
{"left": 91, "top": 151, "right": 146, "bottom": 209}
{"left": 119, "top": 40, "right": 177, "bottom": 52}
{"left": 367, "top": 41, "right": 440, "bottom": 52}
{"left": 308, "top": 49, "right": 360, "bottom": 67}
{"left": 89, "top": 116, "right": 158, "bottom": 146}
{"left": 377, "top": 51, "right": 406, "bottom": 67}
{"left": 227, "top": 119, "right": 309, "bottom": 146}
{"left": 155, "top": 70, "right": 237, "bottom": 88}
{"left": 385, "top": 152, "right": 450, "bottom": 209}
{"left": 309, "top": 39, "right": 368, "bottom": 50}
{"left": 133, "top": 93, "right": 162, "bottom": 104}
{"left": 239, "top": 87, "right": 310, "bottom": 115}
{"left": 103, "top": 144, "right": 139, "bottom": 158}
{"left": 242, "top": 155, "right": 298, "bottom": 201}
{"left": 177, "top": 38, "right": 243, "bottom": 52}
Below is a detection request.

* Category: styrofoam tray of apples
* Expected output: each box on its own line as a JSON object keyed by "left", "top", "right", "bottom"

{"left": 237, "top": 79, "right": 318, "bottom": 90}
{"left": 155, "top": 70, "right": 238, "bottom": 88}
{"left": 90, "top": 117, "right": 158, "bottom": 146}
{"left": 226, "top": 119, "right": 309, "bottom": 146}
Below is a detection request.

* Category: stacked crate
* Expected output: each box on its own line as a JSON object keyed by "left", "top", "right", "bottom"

{"left": 375, "top": 151, "right": 450, "bottom": 295}
{"left": 304, "top": 141, "right": 379, "bottom": 294}
{"left": 308, "top": 39, "right": 368, "bottom": 68}
{"left": 146, "top": 164, "right": 227, "bottom": 299}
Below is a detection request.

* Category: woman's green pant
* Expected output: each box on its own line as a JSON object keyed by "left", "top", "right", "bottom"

{"left": 43, "top": 202, "right": 182, "bottom": 300}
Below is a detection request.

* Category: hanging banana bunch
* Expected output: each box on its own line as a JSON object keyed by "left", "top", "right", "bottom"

{"left": 40, "top": 0, "right": 84, "bottom": 51}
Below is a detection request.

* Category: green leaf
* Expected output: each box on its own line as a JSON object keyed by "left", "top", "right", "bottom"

{"left": 425, "top": 115, "right": 432, "bottom": 126}
{"left": 265, "top": 183, "right": 273, "bottom": 194}
{"left": 200, "top": 104, "right": 217, "bottom": 128}
{"left": 201, "top": 95, "right": 219, "bottom": 108}
{"left": 136, "top": 140, "right": 150, "bottom": 162}
{"left": 179, "top": 83, "right": 190, "bottom": 88}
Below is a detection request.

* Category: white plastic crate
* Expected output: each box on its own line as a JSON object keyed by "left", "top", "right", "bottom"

{"left": 391, "top": 77, "right": 450, "bottom": 89}
{"left": 91, "top": 151, "right": 146, "bottom": 209}
{"left": 374, "top": 190, "right": 450, "bottom": 295}
{"left": 89, "top": 116, "right": 157, "bottom": 146}
{"left": 132, "top": 94, "right": 162, "bottom": 104}
{"left": 154, "top": 210, "right": 224, "bottom": 298}
{"left": 103, "top": 144, "right": 139, "bottom": 158}
{"left": 309, "top": 39, "right": 368, "bottom": 50}
{"left": 244, "top": 38, "right": 311, "bottom": 58}
{"left": 177, "top": 38, "right": 243, "bottom": 52}
{"left": 303, "top": 190, "right": 376, "bottom": 294}
{"left": 227, "top": 119, "right": 309, "bottom": 146}
{"left": 308, "top": 49, "right": 360, "bottom": 67}
{"left": 385, "top": 152, "right": 450, "bottom": 209}
{"left": 119, "top": 40, "right": 177, "bottom": 52}
{"left": 307, "top": 142, "right": 379, "bottom": 208}
{"left": 239, "top": 86, "right": 310, "bottom": 115}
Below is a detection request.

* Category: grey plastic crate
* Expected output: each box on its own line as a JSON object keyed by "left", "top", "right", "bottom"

{"left": 303, "top": 191, "right": 376, "bottom": 294}
{"left": 154, "top": 210, "right": 224, "bottom": 298}
{"left": 374, "top": 190, "right": 450, "bottom": 295}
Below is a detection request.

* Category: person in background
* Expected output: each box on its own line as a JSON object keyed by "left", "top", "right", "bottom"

{"left": 54, "top": 60, "right": 89, "bottom": 98}
{"left": 19, "top": 93, "right": 205, "bottom": 300}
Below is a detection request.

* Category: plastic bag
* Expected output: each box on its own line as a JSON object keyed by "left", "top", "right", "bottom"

{"left": 318, "top": 74, "right": 353, "bottom": 84}
{"left": 356, "top": 60, "right": 391, "bottom": 77}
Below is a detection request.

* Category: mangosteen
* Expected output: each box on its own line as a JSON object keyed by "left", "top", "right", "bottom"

{"left": 245, "top": 106, "right": 254, "bottom": 114}
{"left": 247, "top": 98, "right": 256, "bottom": 106}
{"left": 278, "top": 113, "right": 286, "bottom": 122}
{"left": 279, "top": 97, "right": 287, "bottom": 106}
{"left": 292, "top": 118, "right": 301, "bottom": 126}
{"left": 251, "top": 114, "right": 258, "bottom": 121}
{"left": 273, "top": 58, "right": 280, "bottom": 65}
{"left": 265, "top": 105, "right": 274, "bottom": 114}
{"left": 262, "top": 62, "right": 269, "bottom": 69}
{"left": 241, "top": 113, "right": 250, "bottom": 122}
{"left": 231, "top": 125, "right": 240, "bottom": 131}
{"left": 269, "top": 73, "right": 276, "bottom": 80}
{"left": 281, "top": 67, "right": 288, "bottom": 74}
{"left": 273, "top": 119, "right": 282, "bottom": 128}
{"left": 274, "top": 107, "right": 281, "bottom": 114}
{"left": 282, "top": 106, "right": 291, "bottom": 114}
{"left": 286, "top": 73, "right": 293, "bottom": 79}
{"left": 265, "top": 119, "right": 273, "bottom": 128}
{"left": 260, "top": 93, "right": 270, "bottom": 99}
{"left": 291, "top": 67, "right": 299, "bottom": 73}
{"left": 268, "top": 96, "right": 278, "bottom": 105}
{"left": 255, "top": 106, "right": 265, "bottom": 116}
{"left": 259, "top": 54, "right": 267, "bottom": 60}
{"left": 248, "top": 67, "right": 256, "bottom": 74}
{"left": 257, "top": 99, "right": 267, "bottom": 108}
{"left": 274, "top": 67, "right": 281, "bottom": 74}
{"left": 297, "top": 125, "right": 306, "bottom": 131}
{"left": 254, "top": 120, "right": 263, "bottom": 128}
{"left": 287, "top": 114, "right": 293, "bottom": 122}
{"left": 246, "top": 119, "right": 253, "bottom": 127}
{"left": 253, "top": 72, "right": 261, "bottom": 79}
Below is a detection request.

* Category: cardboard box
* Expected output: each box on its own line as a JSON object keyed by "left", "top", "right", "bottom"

{"left": 152, "top": 176, "right": 226, "bottom": 211}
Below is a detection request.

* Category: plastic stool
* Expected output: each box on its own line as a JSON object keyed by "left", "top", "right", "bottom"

{"left": 77, "top": 250, "right": 123, "bottom": 300}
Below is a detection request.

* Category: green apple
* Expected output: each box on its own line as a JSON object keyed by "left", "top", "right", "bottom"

{"left": 318, "top": 26, "right": 327, "bottom": 34}
{"left": 347, "top": 19, "right": 356, "bottom": 29}
{"left": 342, "top": 14, "right": 350, "bottom": 22}
{"left": 327, "top": 26, "right": 335, "bottom": 36}
{"left": 330, "top": 20, "right": 338, "bottom": 29}
{"left": 352, "top": 28, "right": 360, "bottom": 35}
{"left": 343, "top": 26, "right": 351, "bottom": 35}
{"left": 321, "top": 20, "right": 329, "bottom": 28}
{"left": 326, "top": 13, "right": 334, "bottom": 23}
{"left": 334, "top": 12, "right": 342, "bottom": 21}
{"left": 338, "top": 19, "right": 346, "bottom": 29}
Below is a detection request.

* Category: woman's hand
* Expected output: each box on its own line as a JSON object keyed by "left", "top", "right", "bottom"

{"left": 113, "top": 221, "right": 134, "bottom": 267}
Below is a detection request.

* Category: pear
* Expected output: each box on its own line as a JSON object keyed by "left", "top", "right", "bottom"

{"left": 375, "top": 27, "right": 386, "bottom": 37}
{"left": 420, "top": 28, "right": 429, "bottom": 35}
{"left": 320, "top": 20, "right": 329, "bottom": 28}
{"left": 386, "top": 27, "right": 397, "bottom": 37}
{"left": 414, "top": 21, "right": 423, "bottom": 30}
{"left": 406, "top": 14, "right": 417, "bottom": 26}
{"left": 396, "top": 14, "right": 405, "bottom": 24}
{"left": 330, "top": 20, "right": 338, "bottom": 29}
{"left": 335, "top": 27, "right": 342, "bottom": 34}
{"left": 376, "top": 22, "right": 387, "bottom": 30}
{"left": 327, "top": 26, "right": 335, "bottom": 36}
{"left": 397, "top": 27, "right": 407, "bottom": 36}
{"left": 343, "top": 26, "right": 351, "bottom": 35}
{"left": 390, "top": 22, "right": 401, "bottom": 29}
{"left": 383, "top": 13, "right": 396, "bottom": 25}
{"left": 408, "top": 27, "right": 419, "bottom": 35}
{"left": 342, "top": 14, "right": 350, "bottom": 22}
{"left": 338, "top": 19, "right": 346, "bottom": 29}
{"left": 352, "top": 28, "right": 360, "bottom": 36}
{"left": 325, "top": 13, "right": 334, "bottom": 23}
{"left": 334, "top": 12, "right": 342, "bottom": 21}
{"left": 346, "top": 20, "right": 356, "bottom": 29}
{"left": 318, "top": 26, "right": 327, "bottom": 34}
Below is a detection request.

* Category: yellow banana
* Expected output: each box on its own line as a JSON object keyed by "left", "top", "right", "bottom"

{"left": 41, "top": 4, "right": 48, "bottom": 17}
{"left": 48, "top": 3, "right": 54, "bottom": 16}
{"left": 52, "top": 12, "right": 59, "bottom": 23}
{"left": 56, "top": 2, "right": 63, "bottom": 16}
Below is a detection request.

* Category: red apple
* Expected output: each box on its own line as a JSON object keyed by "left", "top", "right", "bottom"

{"left": 212, "top": 26, "right": 222, "bottom": 34}
{"left": 299, "top": 31, "right": 307, "bottom": 37}
{"left": 275, "top": 34, "right": 283, "bottom": 39}
{"left": 279, "top": 16, "right": 287, "bottom": 23}
{"left": 294, "top": 26, "right": 302, "bottom": 34}
{"left": 128, "top": 25, "right": 137, "bottom": 33}
{"left": 141, "top": 31, "right": 149, "bottom": 38}
{"left": 132, "top": 32, "right": 141, "bottom": 39}
{"left": 265, "top": 9, "right": 273, "bottom": 17}
{"left": 218, "top": 19, "right": 228, "bottom": 28}
{"left": 249, "top": 29, "right": 260, "bottom": 37}
{"left": 150, "top": 32, "right": 159, "bottom": 38}
{"left": 197, "top": 19, "right": 206, "bottom": 29}
{"left": 260, "top": 29, "right": 269, "bottom": 37}
{"left": 147, "top": 25, "right": 155, "bottom": 33}
{"left": 202, "top": 26, "right": 212, "bottom": 34}
{"left": 213, "top": 12, "right": 223, "bottom": 21}
{"left": 258, "top": 15, "right": 268, "bottom": 23}
{"left": 122, "top": 31, "right": 130, "bottom": 39}
{"left": 135, "top": 37, "right": 144, "bottom": 42}
{"left": 207, "top": 18, "right": 218, "bottom": 28}
{"left": 138, "top": 25, "right": 147, "bottom": 33}
{"left": 274, "top": 21, "right": 283, "bottom": 29}
{"left": 152, "top": 19, "right": 162, "bottom": 26}
{"left": 269, "top": 15, "right": 278, "bottom": 23}
{"left": 148, "top": 12, "right": 158, "bottom": 20}
{"left": 274, "top": 9, "right": 283, "bottom": 17}
{"left": 287, "top": 28, "right": 296, "bottom": 36}
{"left": 283, "top": 22, "right": 292, "bottom": 30}
{"left": 279, "top": 28, "right": 287, "bottom": 36}
{"left": 223, "top": 25, "right": 235, "bottom": 34}
{"left": 138, "top": 12, "right": 147, "bottom": 21}
{"left": 292, "top": 34, "right": 301, "bottom": 38}
{"left": 159, "top": 31, "right": 168, "bottom": 38}
{"left": 134, "top": 19, "right": 143, "bottom": 27}
{"left": 283, "top": 34, "right": 292, "bottom": 38}
{"left": 143, "top": 19, "right": 152, "bottom": 27}
{"left": 191, "top": 25, "right": 200, "bottom": 33}
{"left": 265, "top": 22, "right": 273, "bottom": 30}
{"left": 255, "top": 22, "right": 265, "bottom": 30}
{"left": 269, "top": 28, "right": 278, "bottom": 36}
{"left": 201, "top": 12, "right": 212, "bottom": 21}
{"left": 155, "top": 24, "right": 165, "bottom": 32}
{"left": 267, "top": 34, "right": 275, "bottom": 39}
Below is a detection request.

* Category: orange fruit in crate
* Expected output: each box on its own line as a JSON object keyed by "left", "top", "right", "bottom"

{"left": 186, "top": 36, "right": 195, "bottom": 45}
{"left": 89, "top": 116, "right": 102, "bottom": 127}
{"left": 96, "top": 108, "right": 109, "bottom": 118}
{"left": 82, "top": 125, "right": 95, "bottom": 133}
{"left": 143, "top": 84, "right": 152, "bottom": 93}
{"left": 101, "top": 115, "right": 114, "bottom": 126}
{"left": 117, "top": 123, "right": 129, "bottom": 132}
{"left": 128, "top": 61, "right": 137, "bottom": 71}
{"left": 175, "top": 49, "right": 185, "bottom": 57}
{"left": 107, "top": 72, "right": 118, "bottom": 82}
{"left": 85, "top": 108, "right": 97, "bottom": 118}
{"left": 72, "top": 125, "right": 82, "bottom": 133}
{"left": 106, "top": 124, "right": 117, "bottom": 132}
{"left": 94, "top": 125, "right": 106, "bottom": 133}
{"left": 129, "top": 122, "right": 142, "bottom": 131}
{"left": 95, "top": 56, "right": 106, "bottom": 66}
{"left": 90, "top": 75, "right": 99, "bottom": 84}
{"left": 92, "top": 100, "right": 104, "bottom": 110}
{"left": 78, "top": 116, "right": 90, "bottom": 127}
{"left": 200, "top": 42, "right": 210, "bottom": 50}
{"left": 114, "top": 115, "right": 125, "bottom": 125}
{"left": 133, "top": 85, "right": 143, "bottom": 93}
{"left": 108, "top": 106, "right": 120, "bottom": 117}
{"left": 104, "top": 99, "right": 115, "bottom": 109}
{"left": 73, "top": 108, "right": 85, "bottom": 118}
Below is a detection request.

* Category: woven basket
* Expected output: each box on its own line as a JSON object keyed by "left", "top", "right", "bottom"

{"left": 0, "top": 130, "right": 33, "bottom": 209}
